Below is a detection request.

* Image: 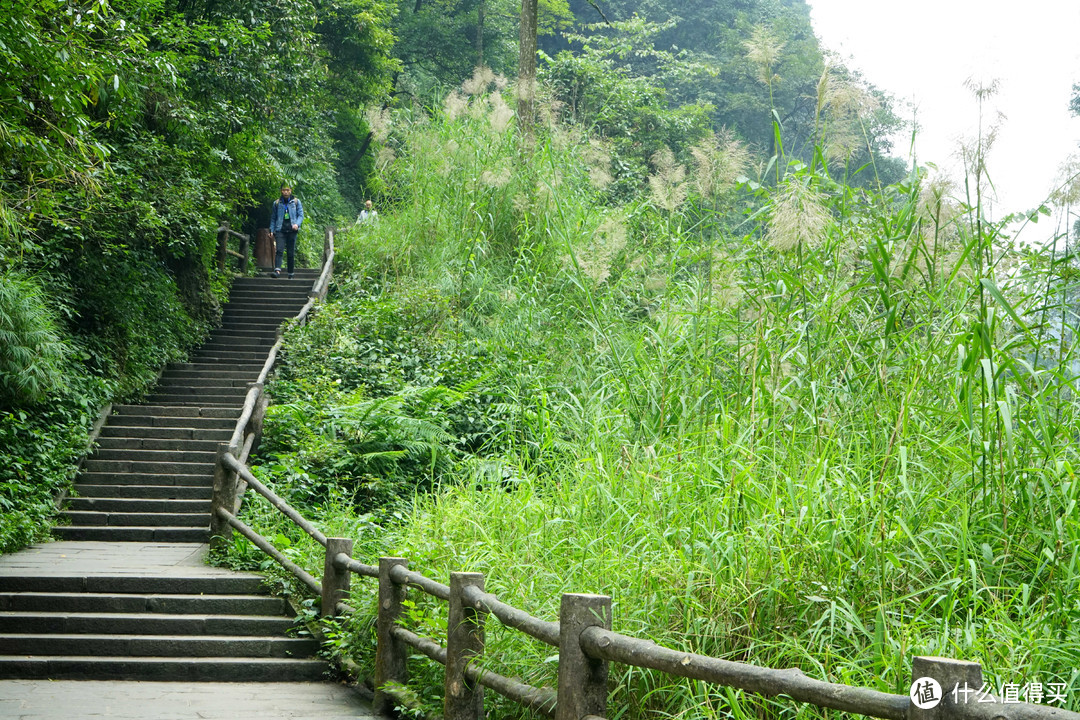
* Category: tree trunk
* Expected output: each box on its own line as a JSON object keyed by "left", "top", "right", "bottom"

{"left": 476, "top": 0, "right": 485, "bottom": 68}
{"left": 517, "top": 0, "right": 538, "bottom": 143}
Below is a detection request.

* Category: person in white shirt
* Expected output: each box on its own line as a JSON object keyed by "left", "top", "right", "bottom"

{"left": 356, "top": 200, "right": 378, "bottom": 225}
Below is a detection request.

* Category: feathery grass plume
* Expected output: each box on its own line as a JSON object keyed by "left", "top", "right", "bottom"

{"left": 576, "top": 214, "right": 629, "bottom": 284}
{"left": 648, "top": 147, "right": 687, "bottom": 212}
{"left": 365, "top": 106, "right": 392, "bottom": 143}
{"left": 462, "top": 66, "right": 496, "bottom": 96}
{"left": 958, "top": 78, "right": 1003, "bottom": 189}
{"left": 743, "top": 25, "right": 784, "bottom": 87}
{"left": 444, "top": 90, "right": 468, "bottom": 121}
{"left": 0, "top": 272, "right": 69, "bottom": 406}
{"left": 1049, "top": 155, "right": 1080, "bottom": 206}
{"left": 376, "top": 145, "right": 396, "bottom": 171}
{"left": 765, "top": 175, "right": 830, "bottom": 252}
{"left": 815, "top": 70, "right": 881, "bottom": 166}
{"left": 480, "top": 165, "right": 512, "bottom": 189}
{"left": 487, "top": 93, "right": 514, "bottom": 134}
{"left": 584, "top": 139, "right": 614, "bottom": 190}
{"left": 709, "top": 250, "right": 742, "bottom": 309}
{"left": 690, "top": 130, "right": 749, "bottom": 198}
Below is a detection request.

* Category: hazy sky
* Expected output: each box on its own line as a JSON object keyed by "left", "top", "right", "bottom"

{"left": 806, "top": 0, "right": 1080, "bottom": 220}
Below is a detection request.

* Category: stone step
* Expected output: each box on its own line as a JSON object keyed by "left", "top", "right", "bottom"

{"left": 51, "top": 527, "right": 211, "bottom": 542}
{"left": 61, "top": 510, "right": 208, "bottom": 527}
{"left": 112, "top": 405, "right": 241, "bottom": 419}
{"left": 142, "top": 395, "right": 249, "bottom": 407}
{"left": 219, "top": 319, "right": 289, "bottom": 331}
{"left": 75, "top": 472, "right": 212, "bottom": 487}
{"left": 221, "top": 309, "right": 299, "bottom": 319}
{"left": 96, "top": 426, "right": 233, "bottom": 442}
{"left": 95, "top": 437, "right": 223, "bottom": 453}
{"left": 88, "top": 448, "right": 219, "bottom": 464}
{"left": 166, "top": 361, "right": 264, "bottom": 373}
{"left": 207, "top": 327, "right": 280, "bottom": 339}
{"left": 0, "top": 592, "right": 287, "bottom": 615}
{"left": 0, "top": 612, "right": 295, "bottom": 636}
{"left": 73, "top": 484, "right": 212, "bottom": 500}
{"left": 144, "top": 383, "right": 250, "bottom": 397}
{"left": 66, "top": 498, "right": 212, "bottom": 514}
{"left": 0, "top": 575, "right": 266, "bottom": 596}
{"left": 0, "top": 656, "right": 329, "bottom": 681}
{"left": 191, "top": 350, "right": 271, "bottom": 362}
{"left": 0, "top": 634, "right": 318, "bottom": 659}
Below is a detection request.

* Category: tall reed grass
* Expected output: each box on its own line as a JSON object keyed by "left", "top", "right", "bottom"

{"left": 231, "top": 76, "right": 1080, "bottom": 717}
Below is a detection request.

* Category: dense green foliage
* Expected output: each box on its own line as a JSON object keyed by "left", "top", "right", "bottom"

{"left": 226, "top": 77, "right": 1080, "bottom": 717}
{"left": 0, "top": 0, "right": 397, "bottom": 552}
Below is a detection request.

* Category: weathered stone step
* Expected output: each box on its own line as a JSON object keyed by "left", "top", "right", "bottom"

{"left": 92, "top": 448, "right": 218, "bottom": 463}
{"left": 203, "top": 333, "right": 277, "bottom": 346}
{"left": 95, "top": 437, "right": 223, "bottom": 452}
{"left": 61, "top": 510, "right": 208, "bottom": 527}
{"left": 0, "top": 612, "right": 295, "bottom": 636}
{"left": 82, "top": 460, "right": 214, "bottom": 476}
{"left": 207, "top": 327, "right": 279, "bottom": 339}
{"left": 66, "top": 498, "right": 211, "bottom": 513}
{"left": 75, "top": 472, "right": 212, "bottom": 488}
{"left": 97, "top": 425, "right": 233, "bottom": 441}
{"left": 73, "top": 484, "right": 212, "bottom": 500}
{"left": 0, "top": 656, "right": 328, "bottom": 681}
{"left": 164, "top": 363, "right": 262, "bottom": 376}
{"left": 52, "top": 526, "right": 210, "bottom": 543}
{"left": 0, "top": 574, "right": 266, "bottom": 596}
{"left": 0, "top": 635, "right": 318, "bottom": 658}
{"left": 145, "top": 383, "right": 250, "bottom": 398}
{"left": 0, "top": 592, "right": 287, "bottom": 615}
{"left": 219, "top": 319, "right": 289, "bottom": 331}
{"left": 191, "top": 349, "right": 271, "bottom": 362}
{"left": 112, "top": 405, "right": 240, "bottom": 419}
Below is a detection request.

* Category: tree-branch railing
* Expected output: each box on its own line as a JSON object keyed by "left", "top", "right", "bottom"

{"left": 217, "top": 221, "right": 251, "bottom": 273}
{"left": 209, "top": 228, "right": 1080, "bottom": 720}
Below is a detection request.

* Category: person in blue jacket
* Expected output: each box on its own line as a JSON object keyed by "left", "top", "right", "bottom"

{"left": 270, "top": 184, "right": 303, "bottom": 278}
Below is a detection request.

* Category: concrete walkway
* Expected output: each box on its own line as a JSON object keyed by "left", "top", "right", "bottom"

{"left": 0, "top": 680, "right": 376, "bottom": 719}
{"left": 0, "top": 542, "right": 383, "bottom": 718}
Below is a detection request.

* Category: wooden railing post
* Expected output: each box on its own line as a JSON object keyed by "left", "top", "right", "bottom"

{"left": 445, "top": 572, "right": 486, "bottom": 720}
{"left": 556, "top": 594, "right": 611, "bottom": 720}
{"left": 374, "top": 557, "right": 409, "bottom": 714}
{"left": 321, "top": 537, "right": 353, "bottom": 618}
{"left": 217, "top": 222, "right": 229, "bottom": 271}
{"left": 208, "top": 443, "right": 238, "bottom": 552}
{"left": 908, "top": 656, "right": 984, "bottom": 720}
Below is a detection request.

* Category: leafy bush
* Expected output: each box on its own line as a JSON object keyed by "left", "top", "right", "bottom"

{"left": 0, "top": 273, "right": 68, "bottom": 407}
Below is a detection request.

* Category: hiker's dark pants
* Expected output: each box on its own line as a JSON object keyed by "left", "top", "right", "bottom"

{"left": 275, "top": 230, "right": 297, "bottom": 275}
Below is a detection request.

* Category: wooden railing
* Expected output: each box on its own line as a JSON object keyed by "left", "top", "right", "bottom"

{"left": 208, "top": 227, "right": 1080, "bottom": 720}
{"left": 217, "top": 221, "right": 251, "bottom": 273}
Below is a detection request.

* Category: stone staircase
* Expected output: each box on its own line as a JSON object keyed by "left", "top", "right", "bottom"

{"left": 0, "top": 268, "right": 329, "bottom": 681}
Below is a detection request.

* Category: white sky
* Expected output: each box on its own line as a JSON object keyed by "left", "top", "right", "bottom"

{"left": 806, "top": 0, "right": 1080, "bottom": 221}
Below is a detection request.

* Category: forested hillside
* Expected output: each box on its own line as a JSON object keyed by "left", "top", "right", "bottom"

{"left": 6, "top": 0, "right": 1080, "bottom": 717}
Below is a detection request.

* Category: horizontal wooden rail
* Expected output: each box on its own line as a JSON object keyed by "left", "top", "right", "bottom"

{"left": 217, "top": 226, "right": 250, "bottom": 241}
{"left": 389, "top": 563, "right": 450, "bottom": 601}
{"left": 391, "top": 624, "right": 557, "bottom": 716}
{"left": 222, "top": 452, "right": 328, "bottom": 547}
{"left": 228, "top": 384, "right": 263, "bottom": 451}
{"left": 461, "top": 584, "right": 559, "bottom": 647}
{"left": 393, "top": 625, "right": 447, "bottom": 664}
{"left": 580, "top": 626, "right": 907, "bottom": 720}
{"left": 333, "top": 552, "right": 378, "bottom": 579}
{"left": 215, "top": 507, "right": 321, "bottom": 595}
{"left": 462, "top": 661, "right": 557, "bottom": 717}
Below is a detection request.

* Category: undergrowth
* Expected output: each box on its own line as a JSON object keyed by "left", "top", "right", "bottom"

{"left": 227, "top": 75, "right": 1080, "bottom": 717}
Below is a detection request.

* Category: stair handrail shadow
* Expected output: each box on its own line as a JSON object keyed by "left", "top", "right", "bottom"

{"left": 204, "top": 231, "right": 1076, "bottom": 720}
